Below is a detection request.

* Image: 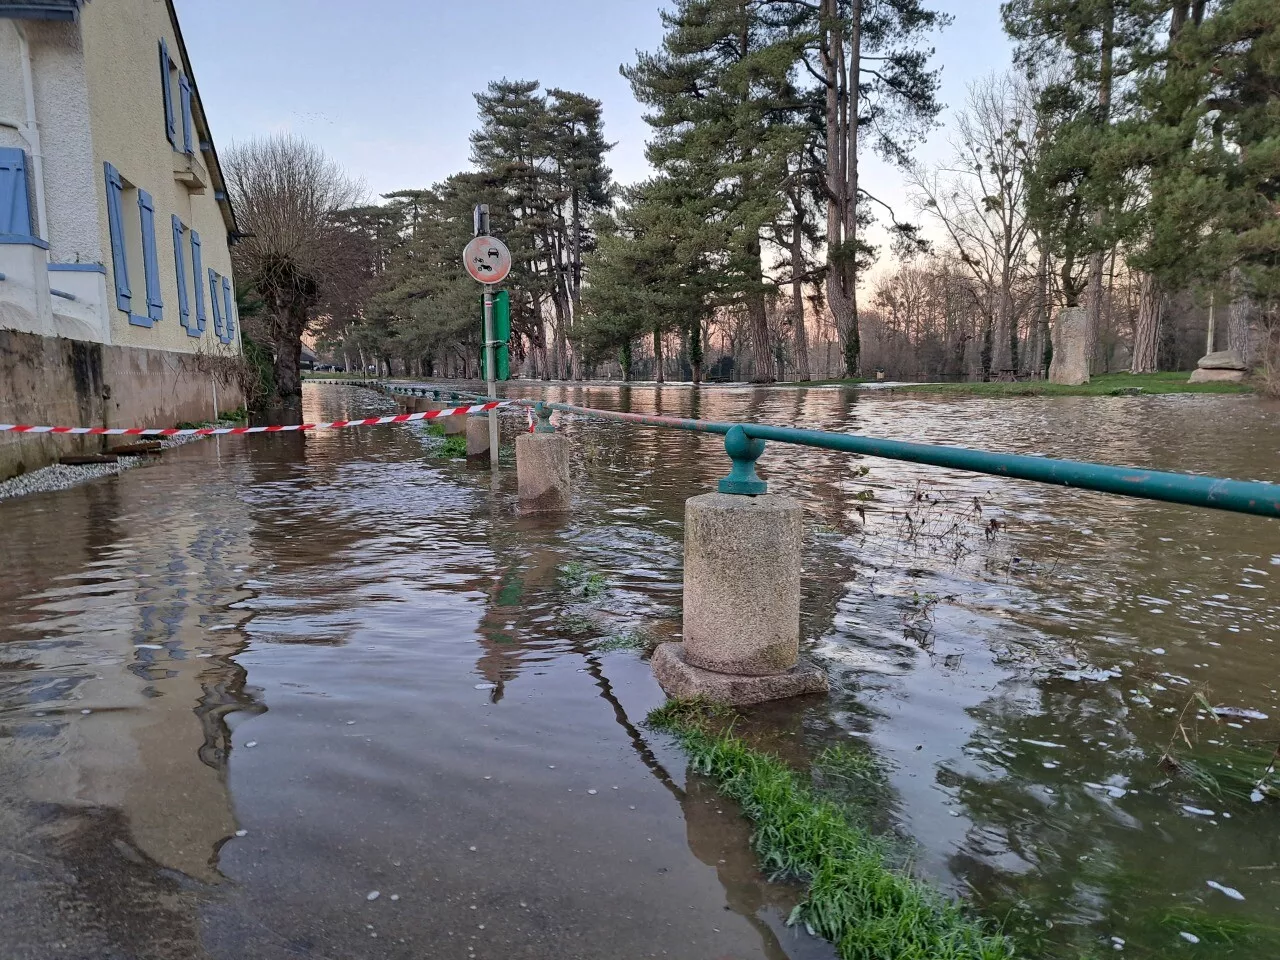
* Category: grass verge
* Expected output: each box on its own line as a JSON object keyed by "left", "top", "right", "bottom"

{"left": 894, "top": 372, "right": 1252, "bottom": 397}
{"left": 648, "top": 698, "right": 1014, "bottom": 959}
{"left": 778, "top": 377, "right": 868, "bottom": 387}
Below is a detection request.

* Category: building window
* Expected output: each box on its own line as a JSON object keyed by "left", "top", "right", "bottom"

{"left": 172, "top": 215, "right": 197, "bottom": 335}
{"left": 105, "top": 163, "right": 162, "bottom": 327}
{"left": 190, "top": 229, "right": 206, "bottom": 332}
{"left": 159, "top": 39, "right": 177, "bottom": 148}
{"left": 208, "top": 267, "right": 222, "bottom": 337}
{"left": 221, "top": 275, "right": 235, "bottom": 344}
{"left": 138, "top": 189, "right": 163, "bottom": 322}
{"left": 179, "top": 74, "right": 194, "bottom": 155}
{"left": 0, "top": 147, "right": 35, "bottom": 239}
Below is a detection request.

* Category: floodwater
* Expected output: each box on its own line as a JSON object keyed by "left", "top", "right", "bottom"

{"left": 1, "top": 383, "right": 1278, "bottom": 959}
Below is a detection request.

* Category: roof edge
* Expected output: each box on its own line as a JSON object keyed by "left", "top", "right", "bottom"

{"left": 162, "top": 0, "right": 239, "bottom": 237}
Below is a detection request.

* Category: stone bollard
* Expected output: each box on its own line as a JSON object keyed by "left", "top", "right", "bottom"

{"left": 1049, "top": 305, "right": 1090, "bottom": 385}
{"left": 466, "top": 414, "right": 491, "bottom": 461}
{"left": 652, "top": 426, "right": 827, "bottom": 706}
{"left": 443, "top": 394, "right": 466, "bottom": 436}
{"left": 516, "top": 403, "right": 570, "bottom": 513}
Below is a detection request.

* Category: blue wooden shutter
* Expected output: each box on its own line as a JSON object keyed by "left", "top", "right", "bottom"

{"left": 171, "top": 215, "right": 191, "bottom": 331}
{"left": 103, "top": 162, "right": 131, "bottom": 313}
{"left": 160, "top": 40, "right": 176, "bottom": 147}
{"left": 190, "top": 229, "right": 206, "bottom": 331}
{"left": 0, "top": 147, "right": 33, "bottom": 236}
{"left": 138, "top": 189, "right": 162, "bottom": 321}
{"left": 179, "top": 74, "right": 194, "bottom": 154}
{"left": 221, "top": 275, "right": 235, "bottom": 342}
{"left": 208, "top": 268, "right": 222, "bottom": 337}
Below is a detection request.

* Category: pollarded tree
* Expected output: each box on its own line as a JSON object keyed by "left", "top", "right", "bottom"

{"left": 223, "top": 134, "right": 364, "bottom": 396}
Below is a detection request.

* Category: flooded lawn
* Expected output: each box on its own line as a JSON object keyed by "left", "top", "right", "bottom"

{"left": 1, "top": 381, "right": 1278, "bottom": 958}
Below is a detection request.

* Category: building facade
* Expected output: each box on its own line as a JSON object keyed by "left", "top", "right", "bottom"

{"left": 0, "top": 0, "right": 245, "bottom": 479}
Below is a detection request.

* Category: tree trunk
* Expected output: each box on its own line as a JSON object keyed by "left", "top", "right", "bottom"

{"left": 1228, "top": 274, "right": 1256, "bottom": 366}
{"left": 653, "top": 325, "right": 664, "bottom": 383}
{"left": 621, "top": 339, "right": 633, "bottom": 381}
{"left": 821, "top": 0, "right": 861, "bottom": 378}
{"left": 745, "top": 236, "right": 774, "bottom": 382}
{"left": 1084, "top": 6, "right": 1115, "bottom": 376}
{"left": 791, "top": 217, "right": 811, "bottom": 381}
{"left": 1130, "top": 272, "right": 1162, "bottom": 373}
{"left": 690, "top": 319, "right": 704, "bottom": 385}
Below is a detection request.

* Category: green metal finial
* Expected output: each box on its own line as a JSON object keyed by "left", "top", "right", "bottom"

{"left": 719, "top": 425, "right": 767, "bottom": 495}
{"left": 533, "top": 402, "right": 556, "bottom": 434}
{"left": 432, "top": 390, "right": 441, "bottom": 401}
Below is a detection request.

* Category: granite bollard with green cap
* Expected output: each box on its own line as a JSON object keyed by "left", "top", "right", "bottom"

{"left": 652, "top": 425, "right": 827, "bottom": 706}
{"left": 516, "top": 403, "right": 571, "bottom": 513}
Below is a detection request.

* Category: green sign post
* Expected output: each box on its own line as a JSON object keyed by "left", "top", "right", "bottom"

{"left": 480, "top": 290, "right": 510, "bottom": 381}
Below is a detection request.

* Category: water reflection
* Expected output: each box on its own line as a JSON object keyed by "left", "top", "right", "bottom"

{"left": 1, "top": 381, "right": 1277, "bottom": 958}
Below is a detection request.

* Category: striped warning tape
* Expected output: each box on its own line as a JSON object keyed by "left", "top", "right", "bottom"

{"left": 0, "top": 401, "right": 511, "bottom": 438}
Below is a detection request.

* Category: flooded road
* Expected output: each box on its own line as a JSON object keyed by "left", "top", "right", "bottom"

{"left": 1, "top": 382, "right": 1278, "bottom": 958}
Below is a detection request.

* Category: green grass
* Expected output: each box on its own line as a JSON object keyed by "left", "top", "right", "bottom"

{"left": 431, "top": 435, "right": 467, "bottom": 459}
{"left": 895, "top": 372, "right": 1252, "bottom": 397}
{"left": 1157, "top": 906, "right": 1280, "bottom": 949}
{"left": 779, "top": 377, "right": 869, "bottom": 386}
{"left": 648, "top": 698, "right": 1015, "bottom": 960}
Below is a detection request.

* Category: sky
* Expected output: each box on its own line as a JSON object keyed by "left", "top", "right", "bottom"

{"left": 177, "top": 0, "right": 1015, "bottom": 270}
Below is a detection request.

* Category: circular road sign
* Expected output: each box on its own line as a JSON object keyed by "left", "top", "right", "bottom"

{"left": 463, "top": 235, "right": 512, "bottom": 285}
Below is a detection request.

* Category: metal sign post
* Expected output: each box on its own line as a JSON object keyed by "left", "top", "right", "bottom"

{"left": 482, "top": 283, "right": 498, "bottom": 466}
{"left": 464, "top": 205, "right": 511, "bottom": 470}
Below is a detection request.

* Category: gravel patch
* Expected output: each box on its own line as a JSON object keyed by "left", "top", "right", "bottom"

{"left": 0, "top": 427, "right": 234, "bottom": 502}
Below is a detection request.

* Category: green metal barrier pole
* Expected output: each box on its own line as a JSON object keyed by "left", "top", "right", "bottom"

{"left": 426, "top": 391, "right": 1280, "bottom": 521}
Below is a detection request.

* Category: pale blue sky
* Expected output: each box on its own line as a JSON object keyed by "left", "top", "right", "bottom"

{"left": 177, "top": 0, "right": 1012, "bottom": 257}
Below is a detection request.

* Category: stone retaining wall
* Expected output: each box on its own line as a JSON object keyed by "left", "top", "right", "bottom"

{"left": 0, "top": 329, "right": 244, "bottom": 481}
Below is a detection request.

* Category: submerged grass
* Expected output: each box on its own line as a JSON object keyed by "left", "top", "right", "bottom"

{"left": 595, "top": 629, "right": 655, "bottom": 653}
{"left": 557, "top": 560, "right": 610, "bottom": 599}
{"left": 648, "top": 698, "right": 1015, "bottom": 960}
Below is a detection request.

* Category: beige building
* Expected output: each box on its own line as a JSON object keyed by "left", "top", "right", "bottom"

{"left": 0, "top": 0, "right": 245, "bottom": 479}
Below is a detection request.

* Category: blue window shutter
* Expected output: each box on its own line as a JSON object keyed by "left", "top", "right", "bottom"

{"left": 222, "top": 275, "right": 234, "bottom": 342}
{"left": 0, "top": 147, "right": 33, "bottom": 236}
{"left": 171, "top": 215, "right": 190, "bottom": 330}
{"left": 208, "top": 268, "right": 222, "bottom": 337}
{"left": 104, "top": 162, "right": 131, "bottom": 313}
{"left": 190, "top": 229, "right": 206, "bottom": 332}
{"left": 138, "top": 189, "right": 162, "bottom": 321}
{"left": 160, "top": 40, "right": 176, "bottom": 147}
{"left": 179, "top": 74, "right": 194, "bottom": 154}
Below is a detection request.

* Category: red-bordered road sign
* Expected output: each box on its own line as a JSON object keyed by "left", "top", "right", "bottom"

{"left": 463, "top": 236, "right": 512, "bottom": 284}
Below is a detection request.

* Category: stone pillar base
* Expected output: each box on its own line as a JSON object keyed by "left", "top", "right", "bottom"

{"left": 516, "top": 432, "right": 570, "bottom": 512}
{"left": 466, "top": 415, "right": 491, "bottom": 460}
{"left": 652, "top": 643, "right": 827, "bottom": 706}
{"left": 683, "top": 492, "right": 802, "bottom": 675}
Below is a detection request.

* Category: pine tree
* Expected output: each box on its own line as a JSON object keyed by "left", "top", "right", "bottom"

{"left": 767, "top": 0, "right": 949, "bottom": 376}
{"left": 578, "top": 179, "right": 716, "bottom": 382}
{"left": 1003, "top": 0, "right": 1165, "bottom": 375}
{"left": 626, "top": 0, "right": 808, "bottom": 382}
{"left": 1136, "top": 0, "right": 1278, "bottom": 366}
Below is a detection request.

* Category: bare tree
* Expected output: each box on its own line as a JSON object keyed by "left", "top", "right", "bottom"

{"left": 224, "top": 135, "right": 364, "bottom": 396}
{"left": 909, "top": 72, "right": 1037, "bottom": 379}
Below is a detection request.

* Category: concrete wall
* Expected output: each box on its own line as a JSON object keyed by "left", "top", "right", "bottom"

{"left": 0, "top": 327, "right": 244, "bottom": 481}
{"left": 79, "top": 0, "right": 240, "bottom": 356}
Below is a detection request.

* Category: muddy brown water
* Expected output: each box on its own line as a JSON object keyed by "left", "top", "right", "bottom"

{"left": 1, "top": 382, "right": 1278, "bottom": 959}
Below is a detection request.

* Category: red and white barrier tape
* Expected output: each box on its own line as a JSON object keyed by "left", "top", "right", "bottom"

{"left": 0, "top": 401, "right": 511, "bottom": 438}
